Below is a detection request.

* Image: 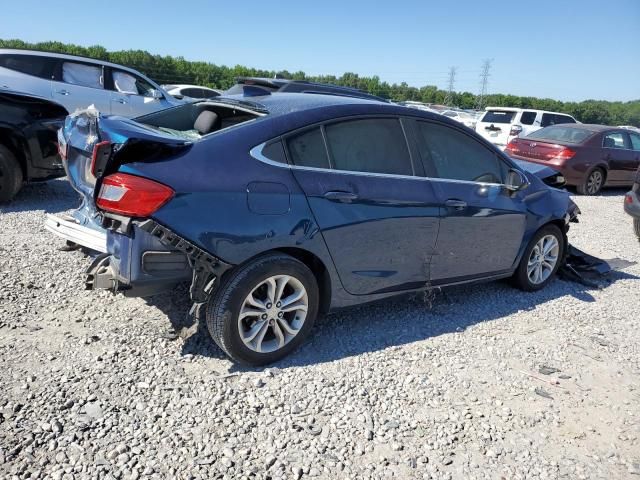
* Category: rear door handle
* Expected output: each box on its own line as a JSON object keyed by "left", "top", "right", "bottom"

{"left": 56, "top": 89, "right": 70, "bottom": 95}
{"left": 323, "top": 191, "right": 359, "bottom": 202}
{"left": 114, "top": 98, "right": 127, "bottom": 104}
{"left": 445, "top": 199, "right": 467, "bottom": 210}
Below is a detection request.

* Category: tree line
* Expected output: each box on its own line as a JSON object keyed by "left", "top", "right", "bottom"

{"left": 2, "top": 39, "right": 638, "bottom": 126}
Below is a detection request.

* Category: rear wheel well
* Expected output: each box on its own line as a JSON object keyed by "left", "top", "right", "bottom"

{"left": 218, "top": 248, "right": 331, "bottom": 314}
{"left": 0, "top": 128, "right": 27, "bottom": 179}
{"left": 275, "top": 247, "right": 331, "bottom": 314}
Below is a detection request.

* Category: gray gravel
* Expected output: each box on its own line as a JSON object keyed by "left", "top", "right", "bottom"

{"left": 1, "top": 178, "right": 639, "bottom": 480}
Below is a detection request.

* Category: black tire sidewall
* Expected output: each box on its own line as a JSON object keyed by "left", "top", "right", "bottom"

{"left": 515, "top": 225, "right": 564, "bottom": 291}
{"left": 0, "top": 145, "right": 23, "bottom": 203}
{"left": 634, "top": 218, "right": 640, "bottom": 239}
{"left": 206, "top": 254, "right": 319, "bottom": 365}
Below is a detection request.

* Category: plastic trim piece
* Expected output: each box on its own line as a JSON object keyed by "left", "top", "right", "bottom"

{"left": 136, "top": 219, "right": 233, "bottom": 302}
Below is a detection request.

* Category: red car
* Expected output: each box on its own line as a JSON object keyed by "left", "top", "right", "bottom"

{"left": 505, "top": 124, "right": 640, "bottom": 195}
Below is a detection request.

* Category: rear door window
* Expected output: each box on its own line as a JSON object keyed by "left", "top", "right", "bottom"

{"left": 415, "top": 121, "right": 506, "bottom": 184}
{"left": 62, "top": 62, "right": 103, "bottom": 89}
{"left": 630, "top": 133, "right": 640, "bottom": 151}
{"left": 182, "top": 88, "right": 202, "bottom": 97}
{"left": 0, "top": 54, "right": 56, "bottom": 79}
{"left": 111, "top": 70, "right": 156, "bottom": 97}
{"left": 520, "top": 111, "right": 537, "bottom": 125}
{"left": 555, "top": 114, "right": 575, "bottom": 125}
{"left": 324, "top": 118, "right": 413, "bottom": 176}
{"left": 481, "top": 110, "right": 516, "bottom": 124}
{"left": 287, "top": 127, "right": 330, "bottom": 169}
{"left": 603, "top": 132, "right": 627, "bottom": 149}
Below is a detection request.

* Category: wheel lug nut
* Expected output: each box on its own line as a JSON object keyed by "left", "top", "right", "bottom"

{"left": 266, "top": 303, "right": 272, "bottom": 309}
{"left": 261, "top": 313, "right": 267, "bottom": 320}
{"left": 276, "top": 302, "right": 281, "bottom": 308}
{"left": 278, "top": 312, "right": 283, "bottom": 318}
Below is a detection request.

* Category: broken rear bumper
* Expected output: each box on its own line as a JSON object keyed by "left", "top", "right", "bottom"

{"left": 45, "top": 213, "right": 107, "bottom": 252}
{"left": 85, "top": 219, "right": 233, "bottom": 300}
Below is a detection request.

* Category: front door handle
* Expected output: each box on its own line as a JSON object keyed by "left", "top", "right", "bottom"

{"left": 445, "top": 199, "right": 467, "bottom": 210}
{"left": 114, "top": 98, "right": 127, "bottom": 104}
{"left": 56, "top": 89, "right": 70, "bottom": 95}
{"left": 323, "top": 191, "right": 359, "bottom": 202}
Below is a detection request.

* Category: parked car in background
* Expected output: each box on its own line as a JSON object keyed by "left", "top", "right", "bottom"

{"left": 163, "top": 84, "right": 222, "bottom": 100}
{"left": 0, "top": 49, "right": 181, "bottom": 117}
{"left": 624, "top": 166, "right": 640, "bottom": 238}
{"left": 476, "top": 107, "right": 577, "bottom": 149}
{"left": 225, "top": 77, "right": 388, "bottom": 102}
{"left": 0, "top": 90, "right": 68, "bottom": 202}
{"left": 506, "top": 124, "right": 640, "bottom": 195}
{"left": 48, "top": 91, "right": 578, "bottom": 365}
{"left": 619, "top": 125, "right": 640, "bottom": 133}
{"left": 441, "top": 109, "right": 477, "bottom": 129}
{"left": 399, "top": 101, "right": 439, "bottom": 113}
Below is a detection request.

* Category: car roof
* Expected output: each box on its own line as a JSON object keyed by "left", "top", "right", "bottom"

{"left": 216, "top": 91, "right": 383, "bottom": 115}
{"left": 0, "top": 48, "right": 150, "bottom": 78}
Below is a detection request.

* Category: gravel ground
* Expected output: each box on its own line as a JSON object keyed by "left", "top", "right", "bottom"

{"left": 1, "top": 178, "right": 639, "bottom": 480}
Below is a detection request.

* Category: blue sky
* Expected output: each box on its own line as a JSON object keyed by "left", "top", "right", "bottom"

{"left": 2, "top": 0, "right": 639, "bottom": 101}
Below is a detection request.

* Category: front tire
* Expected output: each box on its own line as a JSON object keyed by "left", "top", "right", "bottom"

{"left": 205, "top": 253, "right": 319, "bottom": 365}
{"left": 577, "top": 168, "right": 605, "bottom": 195}
{"left": 512, "top": 225, "right": 564, "bottom": 291}
{"left": 0, "top": 145, "right": 23, "bottom": 203}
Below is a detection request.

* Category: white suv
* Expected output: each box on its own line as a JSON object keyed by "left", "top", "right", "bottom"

{"left": 475, "top": 107, "right": 578, "bottom": 149}
{"left": 0, "top": 49, "right": 181, "bottom": 117}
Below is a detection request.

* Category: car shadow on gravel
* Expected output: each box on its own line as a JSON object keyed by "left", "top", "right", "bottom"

{"left": 0, "top": 178, "right": 78, "bottom": 214}
{"left": 146, "top": 269, "right": 638, "bottom": 371}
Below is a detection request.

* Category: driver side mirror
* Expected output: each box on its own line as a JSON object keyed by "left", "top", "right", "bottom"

{"left": 150, "top": 89, "right": 164, "bottom": 100}
{"left": 505, "top": 168, "right": 530, "bottom": 192}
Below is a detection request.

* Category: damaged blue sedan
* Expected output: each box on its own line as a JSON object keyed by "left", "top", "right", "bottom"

{"left": 47, "top": 90, "right": 579, "bottom": 365}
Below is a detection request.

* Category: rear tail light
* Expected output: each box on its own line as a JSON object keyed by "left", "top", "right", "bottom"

{"left": 509, "top": 125, "right": 523, "bottom": 136}
{"left": 552, "top": 147, "right": 576, "bottom": 160}
{"left": 90, "top": 141, "right": 112, "bottom": 177}
{"left": 96, "top": 173, "right": 174, "bottom": 217}
{"left": 505, "top": 141, "right": 519, "bottom": 155}
{"left": 625, "top": 193, "right": 634, "bottom": 205}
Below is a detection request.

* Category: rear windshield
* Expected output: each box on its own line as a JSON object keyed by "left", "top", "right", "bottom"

{"left": 481, "top": 110, "right": 516, "bottom": 124}
{"left": 525, "top": 126, "right": 594, "bottom": 144}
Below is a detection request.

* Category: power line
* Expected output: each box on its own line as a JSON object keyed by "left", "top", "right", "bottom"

{"left": 444, "top": 66, "right": 457, "bottom": 106}
{"left": 476, "top": 59, "right": 493, "bottom": 110}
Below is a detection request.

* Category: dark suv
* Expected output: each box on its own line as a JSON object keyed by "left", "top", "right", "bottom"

{"left": 225, "top": 77, "right": 388, "bottom": 102}
{"left": 49, "top": 92, "right": 579, "bottom": 365}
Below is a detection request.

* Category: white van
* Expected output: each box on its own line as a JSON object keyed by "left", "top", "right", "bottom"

{"left": 0, "top": 49, "right": 181, "bottom": 117}
{"left": 475, "top": 107, "right": 578, "bottom": 149}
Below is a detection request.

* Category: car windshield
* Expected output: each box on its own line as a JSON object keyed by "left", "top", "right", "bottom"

{"left": 481, "top": 110, "right": 516, "bottom": 123}
{"left": 525, "top": 126, "right": 594, "bottom": 144}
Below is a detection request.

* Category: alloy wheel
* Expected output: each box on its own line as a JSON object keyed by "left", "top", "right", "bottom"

{"left": 527, "top": 234, "right": 560, "bottom": 285}
{"left": 586, "top": 170, "right": 603, "bottom": 195}
{"left": 238, "top": 275, "right": 308, "bottom": 353}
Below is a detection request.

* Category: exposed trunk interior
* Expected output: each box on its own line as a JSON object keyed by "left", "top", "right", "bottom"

{"left": 134, "top": 101, "right": 262, "bottom": 140}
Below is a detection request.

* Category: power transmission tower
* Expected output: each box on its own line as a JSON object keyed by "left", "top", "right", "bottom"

{"left": 444, "top": 66, "right": 457, "bottom": 106}
{"left": 476, "top": 59, "right": 493, "bottom": 110}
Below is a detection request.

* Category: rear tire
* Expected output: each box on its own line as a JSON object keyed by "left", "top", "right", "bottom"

{"left": 0, "top": 145, "right": 23, "bottom": 203}
{"left": 634, "top": 218, "right": 640, "bottom": 240}
{"left": 512, "top": 225, "right": 564, "bottom": 291}
{"left": 576, "top": 168, "right": 605, "bottom": 195}
{"left": 205, "top": 253, "right": 319, "bottom": 365}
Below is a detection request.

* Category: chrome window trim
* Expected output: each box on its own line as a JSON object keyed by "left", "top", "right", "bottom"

{"left": 249, "top": 142, "right": 507, "bottom": 188}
